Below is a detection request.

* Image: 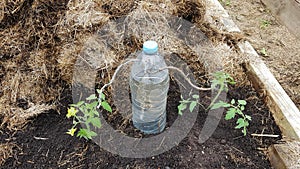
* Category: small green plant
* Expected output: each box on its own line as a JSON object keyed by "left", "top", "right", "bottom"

{"left": 260, "top": 20, "right": 271, "bottom": 29}
{"left": 208, "top": 71, "right": 236, "bottom": 109}
{"left": 66, "top": 93, "right": 112, "bottom": 140}
{"left": 177, "top": 94, "right": 200, "bottom": 115}
{"left": 260, "top": 47, "right": 267, "bottom": 56}
{"left": 178, "top": 71, "right": 252, "bottom": 136}
{"left": 211, "top": 99, "right": 251, "bottom": 136}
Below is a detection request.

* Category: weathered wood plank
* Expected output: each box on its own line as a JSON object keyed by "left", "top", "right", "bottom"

{"left": 261, "top": 0, "right": 300, "bottom": 39}
{"left": 268, "top": 141, "right": 300, "bottom": 169}
{"left": 268, "top": 145, "right": 287, "bottom": 169}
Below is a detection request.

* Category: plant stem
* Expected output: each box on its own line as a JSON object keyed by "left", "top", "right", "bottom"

{"left": 97, "top": 59, "right": 138, "bottom": 108}
{"left": 207, "top": 84, "right": 224, "bottom": 110}
{"left": 151, "top": 66, "right": 211, "bottom": 91}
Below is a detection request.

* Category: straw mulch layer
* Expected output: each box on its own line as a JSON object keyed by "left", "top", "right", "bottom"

{"left": 0, "top": 0, "right": 283, "bottom": 168}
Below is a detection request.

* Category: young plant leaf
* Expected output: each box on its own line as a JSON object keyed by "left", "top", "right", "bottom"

{"left": 178, "top": 103, "right": 187, "bottom": 116}
{"left": 236, "top": 109, "right": 244, "bottom": 116}
{"left": 96, "top": 90, "right": 106, "bottom": 100}
{"left": 86, "top": 130, "right": 97, "bottom": 139}
{"left": 90, "top": 118, "right": 101, "bottom": 128}
{"left": 101, "top": 93, "right": 105, "bottom": 100}
{"left": 245, "top": 115, "right": 252, "bottom": 121}
{"left": 77, "top": 128, "right": 97, "bottom": 140}
{"left": 69, "top": 101, "right": 84, "bottom": 107}
{"left": 90, "top": 101, "right": 99, "bottom": 109}
{"left": 86, "top": 94, "right": 97, "bottom": 100}
{"left": 231, "top": 99, "right": 235, "bottom": 105}
{"left": 189, "top": 101, "right": 197, "bottom": 112}
{"left": 235, "top": 118, "right": 248, "bottom": 129}
{"left": 101, "top": 101, "right": 112, "bottom": 112}
{"left": 238, "top": 100, "right": 247, "bottom": 106}
{"left": 211, "top": 79, "right": 219, "bottom": 90}
{"left": 86, "top": 101, "right": 98, "bottom": 110}
{"left": 77, "top": 128, "right": 88, "bottom": 139}
{"left": 211, "top": 101, "right": 230, "bottom": 110}
{"left": 226, "top": 75, "right": 236, "bottom": 85}
{"left": 90, "top": 109, "right": 99, "bottom": 116}
{"left": 78, "top": 106, "right": 86, "bottom": 114}
{"left": 225, "top": 108, "right": 236, "bottom": 120}
{"left": 240, "top": 105, "right": 245, "bottom": 111}
{"left": 192, "top": 95, "right": 199, "bottom": 99}
{"left": 227, "top": 79, "right": 236, "bottom": 85}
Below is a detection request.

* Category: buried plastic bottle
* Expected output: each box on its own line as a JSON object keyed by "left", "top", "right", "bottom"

{"left": 129, "top": 41, "right": 169, "bottom": 134}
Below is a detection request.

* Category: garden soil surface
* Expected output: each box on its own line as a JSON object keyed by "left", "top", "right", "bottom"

{"left": 1, "top": 81, "right": 281, "bottom": 169}
{"left": 1, "top": 0, "right": 298, "bottom": 169}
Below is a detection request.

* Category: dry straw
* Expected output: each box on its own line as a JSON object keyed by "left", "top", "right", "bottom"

{"left": 0, "top": 0, "right": 248, "bottom": 131}
{"left": 0, "top": 143, "right": 18, "bottom": 166}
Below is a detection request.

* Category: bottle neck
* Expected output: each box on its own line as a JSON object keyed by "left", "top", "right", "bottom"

{"left": 143, "top": 51, "right": 158, "bottom": 55}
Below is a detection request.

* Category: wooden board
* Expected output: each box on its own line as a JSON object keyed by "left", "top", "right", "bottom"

{"left": 268, "top": 141, "right": 300, "bottom": 169}
{"left": 261, "top": 0, "right": 300, "bottom": 39}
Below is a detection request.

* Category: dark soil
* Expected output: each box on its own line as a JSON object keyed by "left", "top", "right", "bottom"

{"left": 1, "top": 80, "right": 281, "bottom": 169}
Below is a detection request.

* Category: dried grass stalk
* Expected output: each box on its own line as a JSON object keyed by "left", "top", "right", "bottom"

{"left": 173, "top": 0, "right": 206, "bottom": 23}
{"left": 0, "top": 143, "right": 17, "bottom": 166}
{"left": 2, "top": 103, "right": 55, "bottom": 131}
{"left": 61, "top": 0, "right": 109, "bottom": 29}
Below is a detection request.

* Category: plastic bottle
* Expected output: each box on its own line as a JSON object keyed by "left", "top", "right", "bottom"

{"left": 130, "top": 40, "right": 169, "bottom": 134}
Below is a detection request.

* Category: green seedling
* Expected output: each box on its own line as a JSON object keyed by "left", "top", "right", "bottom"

{"left": 211, "top": 99, "right": 251, "bottom": 136}
{"left": 177, "top": 94, "right": 200, "bottom": 115}
{"left": 177, "top": 71, "right": 252, "bottom": 136}
{"left": 260, "top": 47, "right": 267, "bottom": 56}
{"left": 66, "top": 93, "right": 112, "bottom": 140}
{"left": 225, "top": 0, "right": 231, "bottom": 6}
{"left": 208, "top": 71, "right": 236, "bottom": 109}
{"left": 260, "top": 20, "right": 271, "bottom": 29}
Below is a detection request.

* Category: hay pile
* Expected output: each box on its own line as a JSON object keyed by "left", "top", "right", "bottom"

{"left": 0, "top": 0, "right": 247, "bottom": 163}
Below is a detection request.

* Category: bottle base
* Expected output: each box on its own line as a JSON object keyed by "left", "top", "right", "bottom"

{"left": 133, "top": 115, "right": 166, "bottom": 134}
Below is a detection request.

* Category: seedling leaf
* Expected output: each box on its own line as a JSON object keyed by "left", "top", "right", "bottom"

{"left": 90, "top": 109, "right": 99, "bottom": 116}
{"left": 225, "top": 108, "right": 236, "bottom": 120}
{"left": 101, "top": 101, "right": 112, "bottom": 112}
{"left": 86, "top": 94, "right": 97, "bottom": 100}
{"left": 90, "top": 118, "right": 101, "bottom": 128}
{"left": 178, "top": 103, "right": 187, "bottom": 116}
{"left": 245, "top": 115, "right": 252, "bottom": 121}
{"left": 189, "top": 101, "right": 197, "bottom": 112}
{"left": 231, "top": 99, "right": 235, "bottom": 104}
{"left": 192, "top": 95, "right": 199, "bottom": 99}
{"left": 238, "top": 100, "right": 247, "bottom": 105}
{"left": 240, "top": 106, "right": 245, "bottom": 111}
{"left": 211, "top": 101, "right": 230, "bottom": 109}
{"left": 235, "top": 118, "right": 246, "bottom": 129}
{"left": 77, "top": 129, "right": 97, "bottom": 140}
{"left": 69, "top": 101, "right": 84, "bottom": 107}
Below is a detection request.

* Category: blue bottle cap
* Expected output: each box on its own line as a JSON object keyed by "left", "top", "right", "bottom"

{"left": 143, "top": 41, "right": 158, "bottom": 54}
